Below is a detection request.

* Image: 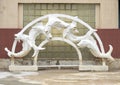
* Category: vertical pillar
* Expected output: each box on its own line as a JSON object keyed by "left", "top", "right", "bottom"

{"left": 10, "top": 39, "right": 18, "bottom": 65}
{"left": 11, "top": 57, "right": 15, "bottom": 65}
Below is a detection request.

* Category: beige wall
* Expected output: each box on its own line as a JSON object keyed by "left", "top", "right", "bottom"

{"left": 0, "top": 0, "right": 18, "bottom": 28}
{"left": 0, "top": 0, "right": 118, "bottom": 29}
{"left": 100, "top": 0, "right": 118, "bottom": 29}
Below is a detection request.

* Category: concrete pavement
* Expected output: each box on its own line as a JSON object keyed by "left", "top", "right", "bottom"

{"left": 0, "top": 70, "right": 120, "bottom": 85}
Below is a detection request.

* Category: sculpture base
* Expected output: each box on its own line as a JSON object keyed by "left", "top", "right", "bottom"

{"left": 79, "top": 65, "right": 108, "bottom": 71}
{"left": 9, "top": 65, "right": 108, "bottom": 71}
{"left": 9, "top": 65, "right": 38, "bottom": 71}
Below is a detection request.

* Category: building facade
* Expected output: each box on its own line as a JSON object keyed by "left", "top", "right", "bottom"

{"left": 0, "top": 0, "right": 118, "bottom": 28}
{"left": 0, "top": 0, "right": 119, "bottom": 70}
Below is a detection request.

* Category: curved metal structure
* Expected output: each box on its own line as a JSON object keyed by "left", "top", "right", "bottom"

{"left": 5, "top": 14, "right": 114, "bottom": 71}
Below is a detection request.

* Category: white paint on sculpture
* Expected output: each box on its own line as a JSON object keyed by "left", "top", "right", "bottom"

{"left": 77, "top": 36, "right": 114, "bottom": 61}
{"left": 5, "top": 22, "right": 48, "bottom": 57}
{"left": 46, "top": 15, "right": 69, "bottom": 29}
{"left": 5, "top": 14, "right": 114, "bottom": 61}
{"left": 5, "top": 34, "right": 31, "bottom": 57}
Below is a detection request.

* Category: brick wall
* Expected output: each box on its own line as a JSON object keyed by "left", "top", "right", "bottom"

{"left": 0, "top": 29, "right": 22, "bottom": 58}
{"left": 97, "top": 29, "right": 120, "bottom": 58}
{"left": 0, "top": 29, "right": 120, "bottom": 58}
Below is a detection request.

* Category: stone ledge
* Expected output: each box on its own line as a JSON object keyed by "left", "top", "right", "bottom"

{"left": 9, "top": 65, "right": 38, "bottom": 72}
{"left": 79, "top": 65, "right": 108, "bottom": 71}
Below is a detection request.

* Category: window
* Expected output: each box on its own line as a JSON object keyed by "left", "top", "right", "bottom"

{"left": 23, "top": 3, "right": 95, "bottom": 60}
